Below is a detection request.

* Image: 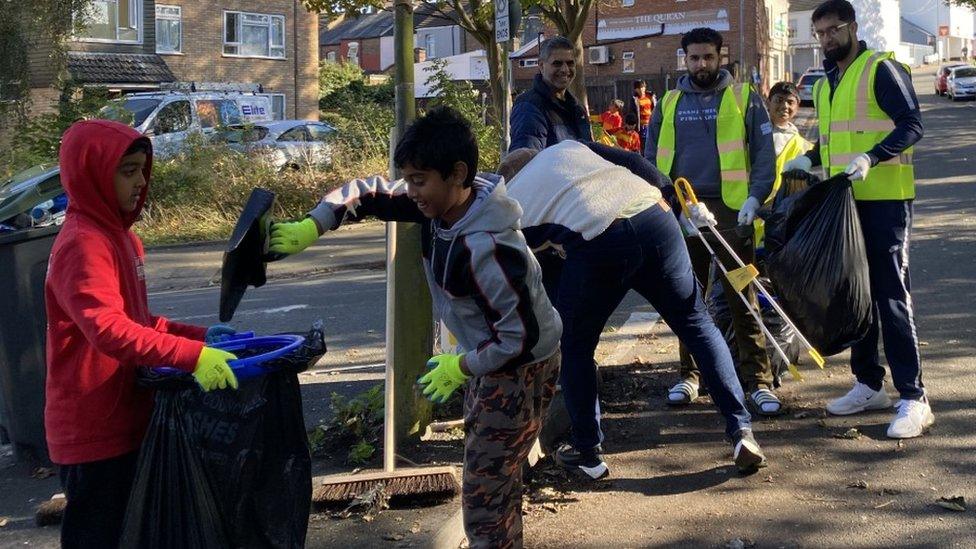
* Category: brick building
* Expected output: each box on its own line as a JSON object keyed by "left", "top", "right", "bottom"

{"left": 511, "top": 0, "right": 776, "bottom": 113}
{"left": 26, "top": 0, "right": 319, "bottom": 120}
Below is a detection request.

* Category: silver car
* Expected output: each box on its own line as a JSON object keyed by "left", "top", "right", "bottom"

{"left": 797, "top": 70, "right": 826, "bottom": 106}
{"left": 216, "top": 120, "right": 337, "bottom": 170}
{"left": 947, "top": 66, "right": 976, "bottom": 101}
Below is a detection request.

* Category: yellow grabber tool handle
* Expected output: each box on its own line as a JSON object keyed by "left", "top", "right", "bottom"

{"left": 674, "top": 177, "right": 825, "bottom": 369}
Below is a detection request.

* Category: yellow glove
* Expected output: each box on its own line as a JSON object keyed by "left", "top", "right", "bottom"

{"left": 268, "top": 218, "right": 320, "bottom": 256}
{"left": 417, "top": 354, "right": 470, "bottom": 403}
{"left": 193, "top": 347, "right": 239, "bottom": 391}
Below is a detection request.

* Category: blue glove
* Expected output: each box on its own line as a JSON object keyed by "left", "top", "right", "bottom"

{"left": 417, "top": 354, "right": 470, "bottom": 403}
{"left": 205, "top": 324, "right": 236, "bottom": 344}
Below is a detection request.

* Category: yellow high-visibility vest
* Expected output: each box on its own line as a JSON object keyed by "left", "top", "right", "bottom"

{"left": 814, "top": 49, "right": 915, "bottom": 200}
{"left": 756, "top": 131, "right": 813, "bottom": 247}
{"left": 657, "top": 83, "right": 752, "bottom": 209}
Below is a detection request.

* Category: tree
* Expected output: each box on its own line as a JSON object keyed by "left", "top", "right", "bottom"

{"left": 0, "top": 1, "right": 94, "bottom": 129}
{"left": 305, "top": 1, "right": 509, "bottom": 142}
{"left": 521, "top": 0, "right": 596, "bottom": 109}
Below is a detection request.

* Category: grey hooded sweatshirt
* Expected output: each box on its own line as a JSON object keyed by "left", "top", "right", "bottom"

{"left": 309, "top": 174, "right": 561, "bottom": 377}
{"left": 645, "top": 69, "right": 775, "bottom": 203}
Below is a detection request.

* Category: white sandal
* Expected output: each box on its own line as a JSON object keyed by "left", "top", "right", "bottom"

{"left": 667, "top": 380, "right": 699, "bottom": 405}
{"left": 750, "top": 388, "right": 783, "bottom": 416}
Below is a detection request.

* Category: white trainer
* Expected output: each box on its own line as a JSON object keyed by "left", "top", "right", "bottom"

{"left": 826, "top": 382, "right": 892, "bottom": 416}
{"left": 887, "top": 398, "right": 935, "bottom": 439}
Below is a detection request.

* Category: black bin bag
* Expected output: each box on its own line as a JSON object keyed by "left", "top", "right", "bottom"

{"left": 121, "top": 323, "right": 327, "bottom": 549}
{"left": 762, "top": 174, "right": 872, "bottom": 356}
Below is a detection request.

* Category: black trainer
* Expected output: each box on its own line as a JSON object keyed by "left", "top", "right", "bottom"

{"left": 553, "top": 443, "right": 609, "bottom": 480}
{"left": 731, "top": 428, "right": 767, "bottom": 473}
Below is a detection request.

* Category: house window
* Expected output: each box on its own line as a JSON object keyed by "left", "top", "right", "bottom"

{"left": 425, "top": 34, "right": 436, "bottom": 59}
{"left": 270, "top": 94, "right": 286, "bottom": 120}
{"left": 621, "top": 0, "right": 635, "bottom": 6}
{"left": 622, "top": 51, "right": 635, "bottom": 73}
{"left": 327, "top": 51, "right": 337, "bottom": 62}
{"left": 224, "top": 11, "right": 286, "bottom": 58}
{"left": 155, "top": 5, "right": 181, "bottom": 54}
{"left": 77, "top": 0, "right": 141, "bottom": 43}
{"left": 520, "top": 58, "right": 539, "bottom": 68}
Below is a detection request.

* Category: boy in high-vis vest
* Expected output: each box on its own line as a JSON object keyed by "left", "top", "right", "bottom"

{"left": 645, "top": 27, "right": 782, "bottom": 417}
{"left": 784, "top": 0, "right": 929, "bottom": 439}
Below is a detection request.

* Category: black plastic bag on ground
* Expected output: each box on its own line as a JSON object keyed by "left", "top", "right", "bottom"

{"left": 762, "top": 175, "right": 872, "bottom": 356}
{"left": 121, "top": 323, "right": 326, "bottom": 549}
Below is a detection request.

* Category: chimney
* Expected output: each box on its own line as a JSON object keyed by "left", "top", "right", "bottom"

{"left": 414, "top": 47, "right": 427, "bottom": 63}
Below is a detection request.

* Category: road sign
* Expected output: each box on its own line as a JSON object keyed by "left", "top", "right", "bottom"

{"left": 939, "top": 25, "right": 949, "bottom": 37}
{"left": 495, "top": 0, "right": 510, "bottom": 42}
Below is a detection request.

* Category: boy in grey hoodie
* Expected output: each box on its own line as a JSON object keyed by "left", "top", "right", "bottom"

{"left": 268, "top": 107, "right": 562, "bottom": 549}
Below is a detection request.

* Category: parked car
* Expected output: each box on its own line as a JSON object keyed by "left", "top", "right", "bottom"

{"left": 215, "top": 120, "right": 337, "bottom": 170}
{"left": 946, "top": 66, "right": 976, "bottom": 101}
{"left": 935, "top": 63, "right": 968, "bottom": 96}
{"left": 100, "top": 84, "right": 274, "bottom": 158}
{"left": 797, "top": 69, "right": 825, "bottom": 106}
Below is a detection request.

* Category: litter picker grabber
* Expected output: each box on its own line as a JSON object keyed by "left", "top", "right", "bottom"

{"left": 674, "top": 177, "right": 825, "bottom": 379}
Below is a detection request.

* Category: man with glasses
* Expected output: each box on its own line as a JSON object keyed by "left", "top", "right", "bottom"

{"left": 784, "top": 0, "right": 929, "bottom": 438}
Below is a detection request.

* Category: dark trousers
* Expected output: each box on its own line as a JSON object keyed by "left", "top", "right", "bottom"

{"left": 59, "top": 451, "right": 139, "bottom": 549}
{"left": 850, "top": 200, "right": 924, "bottom": 400}
{"left": 556, "top": 203, "right": 752, "bottom": 450}
{"left": 678, "top": 198, "right": 773, "bottom": 392}
{"left": 463, "top": 352, "right": 560, "bottom": 549}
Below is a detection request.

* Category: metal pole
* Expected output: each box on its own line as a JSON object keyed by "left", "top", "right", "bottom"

{"left": 389, "top": 0, "right": 433, "bottom": 443}
{"left": 739, "top": 0, "right": 745, "bottom": 82}
{"left": 501, "top": 39, "right": 512, "bottom": 153}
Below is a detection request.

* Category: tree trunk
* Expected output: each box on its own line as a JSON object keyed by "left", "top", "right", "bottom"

{"left": 568, "top": 28, "right": 589, "bottom": 113}
{"left": 484, "top": 41, "right": 509, "bottom": 154}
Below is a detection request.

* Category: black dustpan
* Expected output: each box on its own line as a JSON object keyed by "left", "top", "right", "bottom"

{"left": 219, "top": 188, "right": 276, "bottom": 322}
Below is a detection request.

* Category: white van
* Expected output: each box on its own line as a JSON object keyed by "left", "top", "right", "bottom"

{"left": 101, "top": 82, "right": 275, "bottom": 157}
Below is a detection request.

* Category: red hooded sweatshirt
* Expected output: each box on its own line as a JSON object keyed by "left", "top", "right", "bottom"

{"left": 45, "top": 120, "right": 206, "bottom": 465}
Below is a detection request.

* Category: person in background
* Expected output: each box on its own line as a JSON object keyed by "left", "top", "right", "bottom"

{"left": 616, "top": 112, "right": 643, "bottom": 153}
{"left": 629, "top": 79, "right": 656, "bottom": 141}
{"left": 510, "top": 36, "right": 592, "bottom": 151}
{"left": 784, "top": 0, "right": 929, "bottom": 438}
{"left": 601, "top": 99, "right": 625, "bottom": 136}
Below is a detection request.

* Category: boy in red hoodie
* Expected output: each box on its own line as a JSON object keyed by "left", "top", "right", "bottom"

{"left": 45, "top": 119, "right": 240, "bottom": 548}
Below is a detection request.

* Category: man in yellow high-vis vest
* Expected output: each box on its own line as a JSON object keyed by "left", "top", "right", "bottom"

{"left": 645, "top": 27, "right": 782, "bottom": 417}
{"left": 784, "top": 0, "right": 930, "bottom": 438}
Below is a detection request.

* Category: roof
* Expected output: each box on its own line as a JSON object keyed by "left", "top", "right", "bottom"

{"left": 67, "top": 52, "right": 175, "bottom": 84}
{"left": 901, "top": 17, "right": 935, "bottom": 45}
{"left": 320, "top": 12, "right": 394, "bottom": 44}
{"left": 320, "top": 3, "right": 459, "bottom": 44}
{"left": 789, "top": 0, "right": 824, "bottom": 13}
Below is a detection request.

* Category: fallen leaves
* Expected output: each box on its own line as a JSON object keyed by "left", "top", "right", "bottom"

{"left": 834, "top": 428, "right": 862, "bottom": 440}
{"left": 935, "top": 496, "right": 967, "bottom": 512}
{"left": 31, "top": 467, "right": 55, "bottom": 479}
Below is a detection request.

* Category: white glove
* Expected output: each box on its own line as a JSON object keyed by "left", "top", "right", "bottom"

{"left": 687, "top": 202, "right": 715, "bottom": 228}
{"left": 844, "top": 153, "right": 873, "bottom": 181}
{"left": 737, "top": 196, "right": 761, "bottom": 226}
{"left": 783, "top": 155, "right": 813, "bottom": 173}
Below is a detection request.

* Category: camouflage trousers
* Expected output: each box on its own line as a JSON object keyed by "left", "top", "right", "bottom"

{"left": 462, "top": 350, "right": 560, "bottom": 549}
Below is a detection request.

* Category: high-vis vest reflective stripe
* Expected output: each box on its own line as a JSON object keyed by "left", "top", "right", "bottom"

{"left": 770, "top": 132, "right": 813, "bottom": 204}
{"left": 814, "top": 49, "right": 915, "bottom": 200}
{"left": 657, "top": 84, "right": 752, "bottom": 209}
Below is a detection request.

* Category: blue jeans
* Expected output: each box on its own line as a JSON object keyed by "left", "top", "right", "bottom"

{"left": 850, "top": 200, "right": 924, "bottom": 400}
{"left": 556, "top": 203, "right": 752, "bottom": 450}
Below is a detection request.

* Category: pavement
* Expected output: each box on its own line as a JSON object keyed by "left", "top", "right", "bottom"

{"left": 2, "top": 65, "right": 974, "bottom": 548}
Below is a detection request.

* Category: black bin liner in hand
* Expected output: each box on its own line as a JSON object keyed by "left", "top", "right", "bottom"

{"left": 762, "top": 175, "right": 872, "bottom": 356}
{"left": 122, "top": 323, "right": 327, "bottom": 549}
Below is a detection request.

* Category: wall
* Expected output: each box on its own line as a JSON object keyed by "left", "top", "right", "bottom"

{"left": 416, "top": 25, "right": 463, "bottom": 59}
{"left": 161, "top": 0, "right": 318, "bottom": 120}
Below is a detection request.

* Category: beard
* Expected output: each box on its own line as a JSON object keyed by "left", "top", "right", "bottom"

{"left": 824, "top": 39, "right": 853, "bottom": 62}
{"left": 691, "top": 68, "right": 719, "bottom": 88}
